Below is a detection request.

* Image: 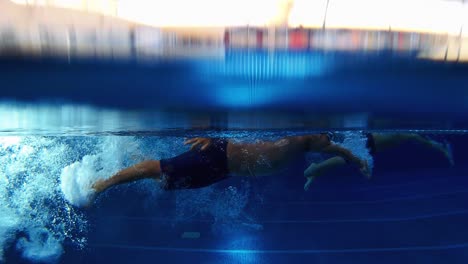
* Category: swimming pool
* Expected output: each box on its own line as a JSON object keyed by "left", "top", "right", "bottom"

{"left": 0, "top": 52, "right": 467, "bottom": 264}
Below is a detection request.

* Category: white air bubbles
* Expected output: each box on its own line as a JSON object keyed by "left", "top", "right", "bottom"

{"left": 0, "top": 136, "right": 21, "bottom": 147}
{"left": 16, "top": 227, "right": 63, "bottom": 263}
{"left": 60, "top": 136, "right": 143, "bottom": 207}
{"left": 60, "top": 156, "right": 100, "bottom": 207}
{"left": 0, "top": 136, "right": 88, "bottom": 263}
{"left": 175, "top": 183, "right": 252, "bottom": 235}
{"left": 332, "top": 131, "right": 374, "bottom": 174}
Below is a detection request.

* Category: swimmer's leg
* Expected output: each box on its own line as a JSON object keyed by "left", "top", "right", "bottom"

{"left": 93, "top": 160, "right": 161, "bottom": 193}
{"left": 304, "top": 156, "right": 347, "bottom": 191}
{"left": 372, "top": 133, "right": 453, "bottom": 165}
{"left": 320, "top": 143, "right": 370, "bottom": 178}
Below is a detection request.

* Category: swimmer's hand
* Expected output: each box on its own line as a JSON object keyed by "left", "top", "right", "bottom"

{"left": 304, "top": 176, "right": 314, "bottom": 191}
{"left": 184, "top": 137, "right": 213, "bottom": 151}
{"left": 92, "top": 179, "right": 106, "bottom": 194}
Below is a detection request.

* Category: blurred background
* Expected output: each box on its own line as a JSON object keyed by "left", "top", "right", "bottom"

{"left": 1, "top": 0, "right": 467, "bottom": 61}
{"left": 1, "top": 0, "right": 468, "bottom": 133}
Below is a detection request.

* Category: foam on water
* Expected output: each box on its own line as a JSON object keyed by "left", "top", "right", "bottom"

{"left": 0, "top": 136, "right": 88, "bottom": 263}
{"left": 0, "top": 135, "right": 146, "bottom": 262}
{"left": 60, "top": 155, "right": 100, "bottom": 207}
{"left": 16, "top": 227, "right": 63, "bottom": 263}
{"left": 60, "top": 137, "right": 143, "bottom": 207}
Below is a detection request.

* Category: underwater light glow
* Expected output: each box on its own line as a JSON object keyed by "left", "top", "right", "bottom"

{"left": 201, "top": 52, "right": 329, "bottom": 80}
{"left": 214, "top": 84, "right": 281, "bottom": 108}
{"left": 222, "top": 235, "right": 261, "bottom": 264}
{"left": 0, "top": 102, "right": 195, "bottom": 135}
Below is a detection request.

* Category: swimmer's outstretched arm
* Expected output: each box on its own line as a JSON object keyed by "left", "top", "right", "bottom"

{"left": 92, "top": 138, "right": 211, "bottom": 193}
{"left": 304, "top": 156, "right": 346, "bottom": 190}
{"left": 93, "top": 160, "right": 161, "bottom": 193}
{"left": 320, "top": 143, "right": 370, "bottom": 177}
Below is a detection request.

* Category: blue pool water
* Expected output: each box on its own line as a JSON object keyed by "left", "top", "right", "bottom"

{"left": 0, "top": 52, "right": 467, "bottom": 263}
{"left": 0, "top": 132, "right": 466, "bottom": 264}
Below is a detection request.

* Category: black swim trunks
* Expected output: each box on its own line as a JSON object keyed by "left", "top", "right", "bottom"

{"left": 160, "top": 138, "right": 230, "bottom": 190}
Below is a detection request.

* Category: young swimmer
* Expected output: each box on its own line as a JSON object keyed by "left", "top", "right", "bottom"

{"left": 91, "top": 134, "right": 370, "bottom": 197}
{"left": 303, "top": 133, "right": 453, "bottom": 190}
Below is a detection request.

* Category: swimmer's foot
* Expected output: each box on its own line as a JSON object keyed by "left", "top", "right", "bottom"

{"left": 429, "top": 139, "right": 454, "bottom": 167}
{"left": 443, "top": 140, "right": 454, "bottom": 166}
{"left": 304, "top": 176, "right": 315, "bottom": 191}
{"left": 304, "top": 163, "right": 318, "bottom": 191}
{"left": 360, "top": 159, "right": 371, "bottom": 179}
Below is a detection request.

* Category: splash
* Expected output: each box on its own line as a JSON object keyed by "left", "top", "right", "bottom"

{"left": 16, "top": 227, "right": 63, "bottom": 263}
{"left": 60, "top": 155, "right": 101, "bottom": 207}
{"left": 332, "top": 131, "right": 374, "bottom": 175}
{"left": 0, "top": 136, "right": 88, "bottom": 263}
{"left": 60, "top": 136, "right": 143, "bottom": 207}
{"left": 0, "top": 136, "right": 146, "bottom": 262}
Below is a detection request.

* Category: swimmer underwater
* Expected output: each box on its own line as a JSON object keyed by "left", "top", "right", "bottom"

{"left": 90, "top": 134, "right": 370, "bottom": 201}
{"left": 303, "top": 133, "right": 453, "bottom": 190}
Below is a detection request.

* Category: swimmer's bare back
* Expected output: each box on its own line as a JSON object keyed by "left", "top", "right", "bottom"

{"left": 227, "top": 134, "right": 367, "bottom": 177}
